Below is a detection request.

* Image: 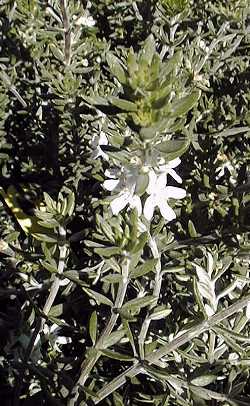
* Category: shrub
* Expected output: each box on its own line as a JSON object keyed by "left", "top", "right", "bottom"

{"left": 0, "top": 1, "right": 250, "bottom": 405}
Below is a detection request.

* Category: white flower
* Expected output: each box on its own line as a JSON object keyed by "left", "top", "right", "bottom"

{"left": 215, "top": 161, "right": 235, "bottom": 180}
{"left": 158, "top": 158, "right": 182, "bottom": 183}
{"left": 82, "top": 59, "right": 89, "bottom": 67}
{"left": 197, "top": 38, "right": 209, "bottom": 53}
{"left": 44, "top": 323, "right": 72, "bottom": 353}
{"left": 143, "top": 154, "right": 183, "bottom": 184}
{"left": 75, "top": 14, "right": 95, "bottom": 27}
{"left": 143, "top": 171, "right": 186, "bottom": 222}
{"left": 91, "top": 131, "right": 109, "bottom": 160}
{"left": 215, "top": 153, "right": 237, "bottom": 185}
{"left": 103, "top": 167, "right": 142, "bottom": 216}
{"left": 246, "top": 302, "right": 250, "bottom": 320}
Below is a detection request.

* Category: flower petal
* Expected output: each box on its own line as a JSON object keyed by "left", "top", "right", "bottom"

{"left": 158, "top": 201, "right": 176, "bottom": 221}
{"left": 103, "top": 179, "right": 120, "bottom": 191}
{"left": 165, "top": 186, "right": 186, "bottom": 199}
{"left": 130, "top": 195, "right": 142, "bottom": 216}
{"left": 105, "top": 168, "right": 120, "bottom": 179}
{"left": 110, "top": 192, "right": 130, "bottom": 215}
{"left": 168, "top": 158, "right": 181, "bottom": 168}
{"left": 143, "top": 195, "right": 156, "bottom": 221}
{"left": 156, "top": 173, "right": 167, "bottom": 190}
{"left": 91, "top": 135, "right": 99, "bottom": 148}
{"left": 99, "top": 131, "right": 108, "bottom": 145}
{"left": 146, "top": 170, "right": 157, "bottom": 194}
{"left": 168, "top": 169, "right": 182, "bottom": 184}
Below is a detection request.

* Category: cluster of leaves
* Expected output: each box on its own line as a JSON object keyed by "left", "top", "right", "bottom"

{"left": 0, "top": 0, "right": 250, "bottom": 406}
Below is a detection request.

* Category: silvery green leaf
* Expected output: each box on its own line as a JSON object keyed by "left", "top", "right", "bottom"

{"left": 105, "top": 258, "right": 121, "bottom": 274}
{"left": 66, "top": 191, "right": 75, "bottom": 216}
{"left": 101, "top": 349, "right": 134, "bottom": 361}
{"left": 49, "top": 304, "right": 63, "bottom": 317}
{"left": 155, "top": 138, "right": 190, "bottom": 160}
{"left": 139, "top": 34, "right": 155, "bottom": 67}
{"left": 215, "top": 126, "right": 250, "bottom": 138}
{"left": 131, "top": 232, "right": 148, "bottom": 254}
{"left": 190, "top": 387, "right": 212, "bottom": 400}
{"left": 44, "top": 192, "right": 57, "bottom": 211}
{"left": 106, "top": 53, "right": 127, "bottom": 84}
{"left": 95, "top": 247, "right": 122, "bottom": 258}
{"left": 89, "top": 311, "right": 97, "bottom": 345}
{"left": 101, "top": 274, "right": 122, "bottom": 284}
{"left": 159, "top": 51, "right": 183, "bottom": 82}
{"left": 190, "top": 374, "right": 217, "bottom": 387}
{"left": 41, "top": 260, "right": 57, "bottom": 274}
{"left": 82, "top": 94, "right": 109, "bottom": 106}
{"left": 207, "top": 252, "right": 214, "bottom": 276}
{"left": 50, "top": 44, "right": 64, "bottom": 62}
{"left": 102, "top": 330, "right": 125, "bottom": 349}
{"left": 33, "top": 233, "right": 58, "bottom": 243}
{"left": 130, "top": 259, "right": 158, "bottom": 278}
{"left": 135, "top": 173, "right": 149, "bottom": 196}
{"left": 188, "top": 220, "right": 198, "bottom": 238}
{"left": 63, "top": 271, "right": 87, "bottom": 287}
{"left": 127, "top": 48, "right": 138, "bottom": 78}
{"left": 47, "top": 316, "right": 70, "bottom": 328}
{"left": 35, "top": 211, "right": 54, "bottom": 220}
{"left": 122, "top": 296, "right": 156, "bottom": 312}
{"left": 82, "top": 287, "right": 113, "bottom": 307}
{"left": 171, "top": 90, "right": 200, "bottom": 117}
{"left": 109, "top": 97, "right": 137, "bottom": 112}
{"left": 149, "top": 306, "right": 172, "bottom": 320}
{"left": 213, "top": 325, "right": 250, "bottom": 344}
{"left": 99, "top": 221, "right": 115, "bottom": 243}
{"left": 37, "top": 219, "right": 59, "bottom": 229}
{"left": 194, "top": 263, "right": 216, "bottom": 308}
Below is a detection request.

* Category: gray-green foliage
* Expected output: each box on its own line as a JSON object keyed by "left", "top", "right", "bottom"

{"left": 0, "top": 0, "right": 250, "bottom": 405}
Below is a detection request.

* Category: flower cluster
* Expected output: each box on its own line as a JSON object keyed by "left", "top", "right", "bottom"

{"left": 89, "top": 117, "right": 186, "bottom": 223}
{"left": 103, "top": 158, "right": 186, "bottom": 222}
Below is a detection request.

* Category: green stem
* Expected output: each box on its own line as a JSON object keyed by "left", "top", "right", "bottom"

{"left": 94, "top": 293, "right": 250, "bottom": 404}
{"left": 138, "top": 236, "right": 162, "bottom": 359}
{"left": 59, "top": 0, "right": 71, "bottom": 65}
{"left": 67, "top": 257, "right": 130, "bottom": 406}
{"left": 14, "top": 226, "right": 67, "bottom": 406}
{"left": 144, "top": 368, "right": 239, "bottom": 405}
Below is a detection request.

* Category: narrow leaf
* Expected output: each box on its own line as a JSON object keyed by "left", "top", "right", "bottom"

{"left": 106, "top": 53, "right": 127, "bottom": 84}
{"left": 101, "top": 349, "right": 134, "bottom": 361}
{"left": 102, "top": 330, "right": 125, "bottom": 349}
{"left": 109, "top": 97, "right": 138, "bottom": 112}
{"left": 171, "top": 90, "right": 200, "bottom": 117}
{"left": 149, "top": 306, "right": 172, "bottom": 321}
{"left": 130, "top": 259, "right": 158, "bottom": 278}
{"left": 190, "top": 374, "right": 217, "bottom": 387}
{"left": 33, "top": 233, "right": 58, "bottom": 243}
{"left": 188, "top": 220, "right": 198, "bottom": 238}
{"left": 122, "top": 296, "right": 156, "bottom": 311}
{"left": 48, "top": 304, "right": 63, "bottom": 317}
{"left": 89, "top": 311, "right": 97, "bottom": 345}
{"left": 155, "top": 138, "right": 190, "bottom": 160}
{"left": 82, "top": 287, "right": 113, "bottom": 307}
{"left": 101, "top": 274, "right": 122, "bottom": 284}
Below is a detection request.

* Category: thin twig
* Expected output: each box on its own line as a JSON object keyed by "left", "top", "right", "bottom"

{"left": 94, "top": 293, "right": 250, "bottom": 404}
{"left": 68, "top": 257, "right": 131, "bottom": 406}
{"left": 143, "top": 367, "right": 239, "bottom": 405}
{"left": 0, "top": 67, "right": 27, "bottom": 108}
{"left": 13, "top": 226, "right": 68, "bottom": 406}
{"left": 59, "top": 0, "right": 71, "bottom": 65}
{"left": 138, "top": 235, "right": 162, "bottom": 359}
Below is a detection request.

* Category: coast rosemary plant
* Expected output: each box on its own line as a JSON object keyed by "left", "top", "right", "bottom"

{"left": 0, "top": 1, "right": 250, "bottom": 405}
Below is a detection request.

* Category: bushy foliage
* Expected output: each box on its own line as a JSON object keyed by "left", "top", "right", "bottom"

{"left": 0, "top": 0, "right": 250, "bottom": 405}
